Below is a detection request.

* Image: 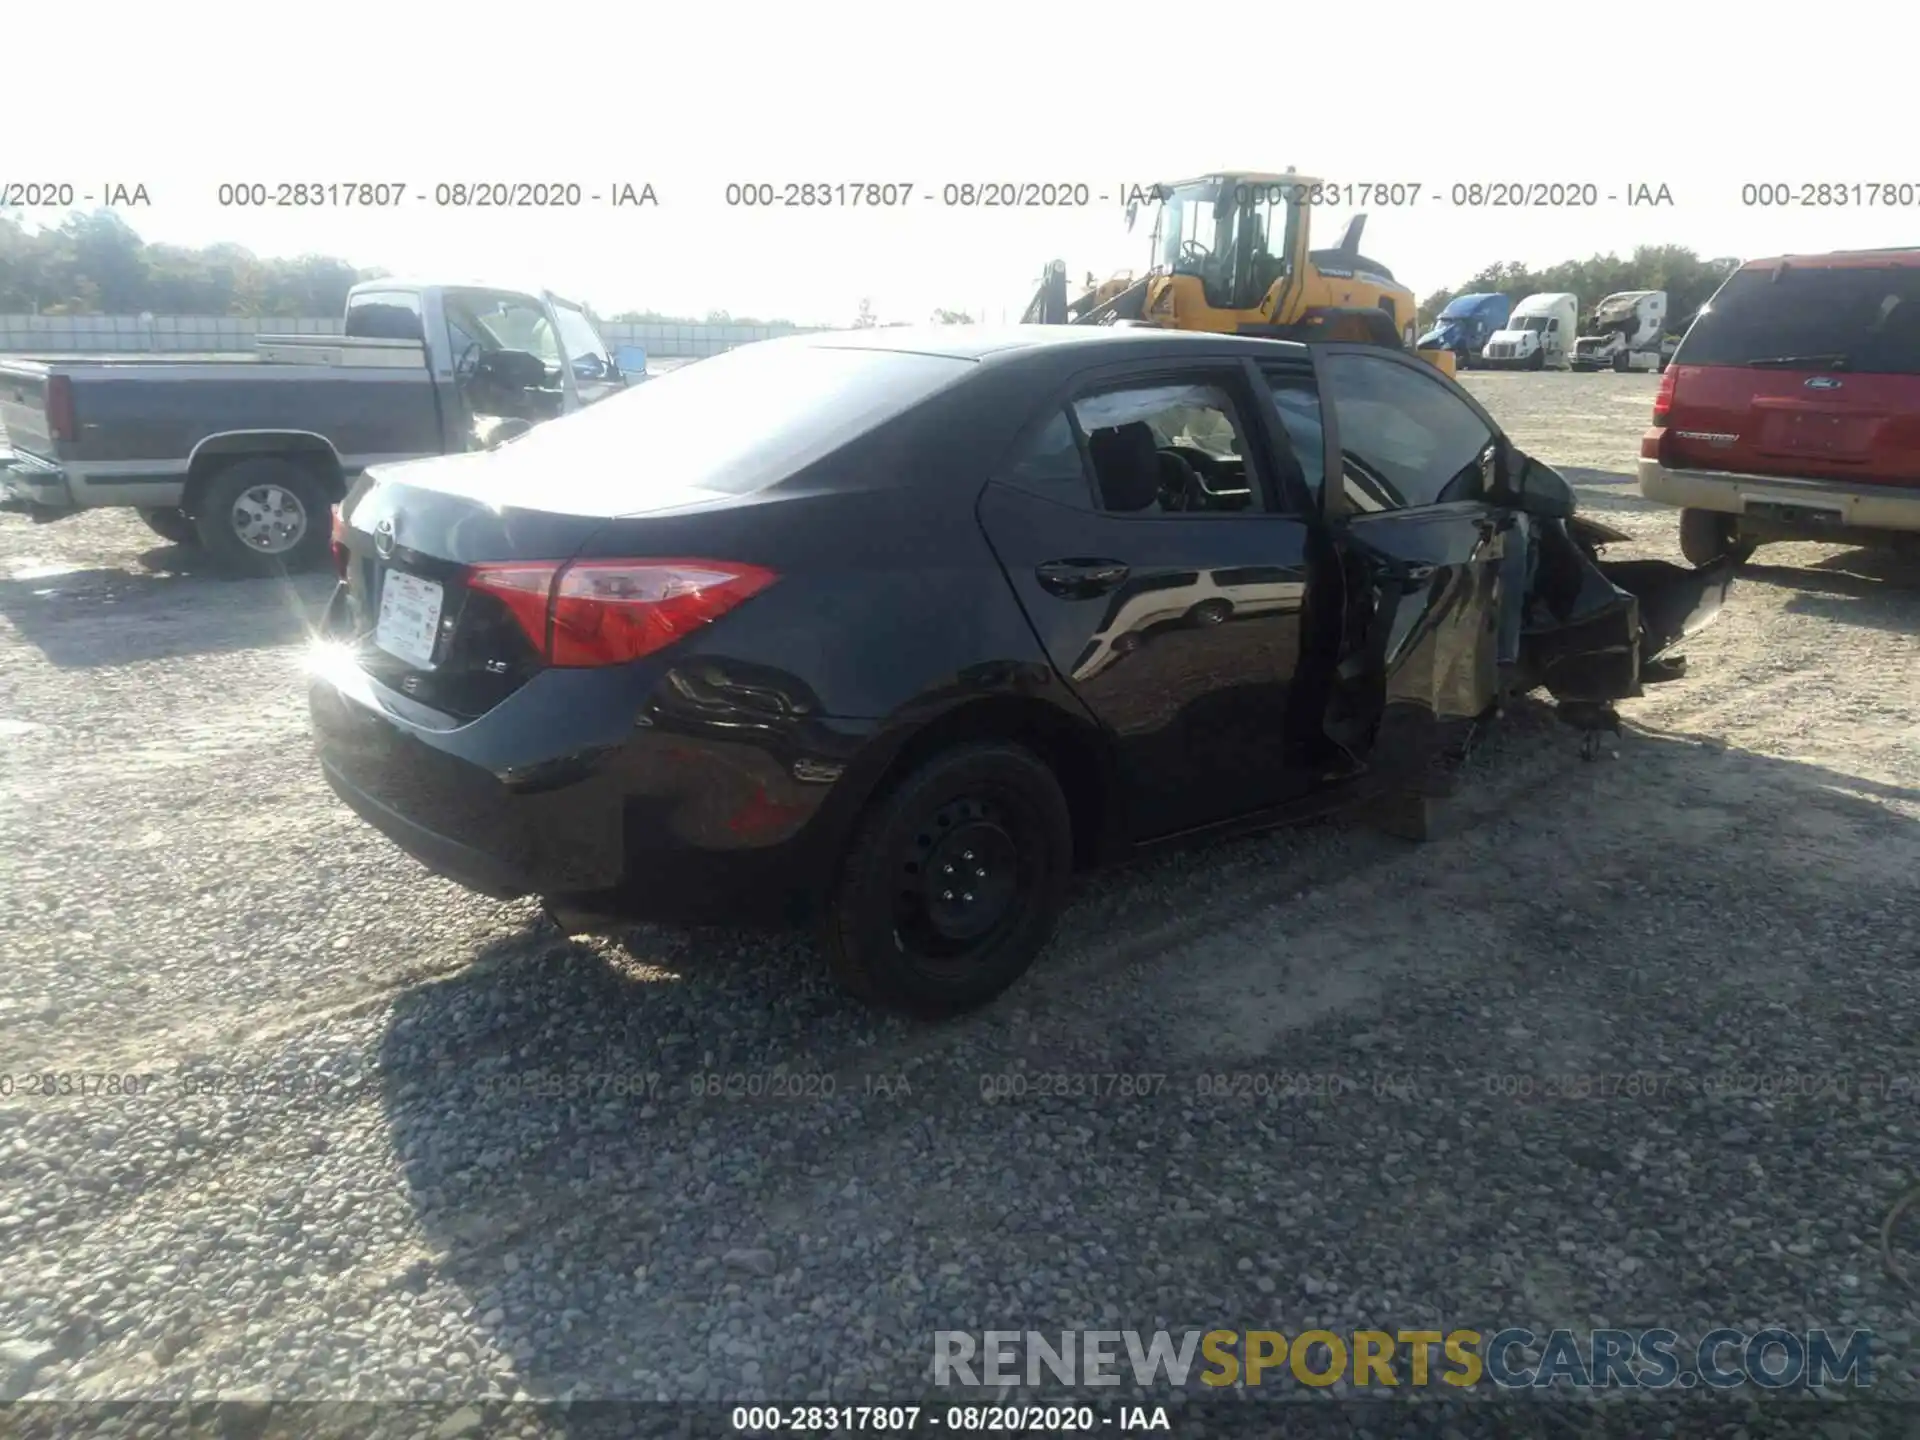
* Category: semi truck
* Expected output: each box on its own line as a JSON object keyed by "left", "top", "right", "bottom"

{"left": 1416, "top": 292, "right": 1512, "bottom": 370}
{"left": 1480, "top": 293, "right": 1580, "bottom": 370}
{"left": 0, "top": 279, "right": 632, "bottom": 575}
{"left": 1570, "top": 291, "right": 1677, "bottom": 373}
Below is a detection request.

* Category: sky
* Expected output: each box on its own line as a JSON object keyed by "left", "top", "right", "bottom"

{"left": 5, "top": 0, "right": 1911, "bottom": 327}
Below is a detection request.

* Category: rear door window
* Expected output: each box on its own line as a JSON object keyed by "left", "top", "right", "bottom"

{"left": 1679, "top": 265, "right": 1920, "bottom": 375}
{"left": 487, "top": 341, "right": 976, "bottom": 504}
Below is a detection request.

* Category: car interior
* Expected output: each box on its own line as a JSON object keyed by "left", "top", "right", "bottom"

{"left": 1079, "top": 400, "right": 1258, "bottom": 515}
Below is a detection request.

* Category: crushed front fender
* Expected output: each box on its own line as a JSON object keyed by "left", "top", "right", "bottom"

{"left": 1517, "top": 519, "right": 1737, "bottom": 704}
{"left": 1592, "top": 554, "right": 1738, "bottom": 659}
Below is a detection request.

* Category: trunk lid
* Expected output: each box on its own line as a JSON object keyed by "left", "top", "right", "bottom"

{"left": 0, "top": 363, "right": 55, "bottom": 458}
{"left": 1661, "top": 258, "right": 1920, "bottom": 483}
{"left": 334, "top": 459, "right": 618, "bottom": 722}
{"left": 332, "top": 448, "right": 782, "bottom": 722}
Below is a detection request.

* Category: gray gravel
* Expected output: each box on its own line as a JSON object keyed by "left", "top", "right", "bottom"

{"left": 2, "top": 371, "right": 1918, "bottom": 1434}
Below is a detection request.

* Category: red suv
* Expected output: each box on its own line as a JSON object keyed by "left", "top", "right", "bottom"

{"left": 1640, "top": 248, "right": 1920, "bottom": 564}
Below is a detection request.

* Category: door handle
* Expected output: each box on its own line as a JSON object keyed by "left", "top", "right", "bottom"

{"left": 1035, "top": 558, "right": 1131, "bottom": 598}
{"left": 1402, "top": 562, "right": 1437, "bottom": 584}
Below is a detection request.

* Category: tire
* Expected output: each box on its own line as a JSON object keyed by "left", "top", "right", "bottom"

{"left": 822, "top": 742, "right": 1073, "bottom": 1019}
{"left": 136, "top": 506, "right": 199, "bottom": 546}
{"left": 1529, "top": 347, "right": 1545, "bottom": 372}
{"left": 1612, "top": 351, "right": 1630, "bottom": 374}
{"left": 192, "top": 456, "right": 332, "bottom": 577}
{"left": 1678, "top": 507, "right": 1757, "bottom": 568}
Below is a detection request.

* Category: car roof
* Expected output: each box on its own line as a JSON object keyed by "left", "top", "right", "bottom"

{"left": 1739, "top": 248, "right": 1920, "bottom": 272}
{"left": 775, "top": 324, "right": 1311, "bottom": 364}
{"left": 348, "top": 278, "right": 587, "bottom": 305}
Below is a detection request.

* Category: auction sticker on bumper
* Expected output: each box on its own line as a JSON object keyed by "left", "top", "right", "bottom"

{"left": 375, "top": 570, "right": 443, "bottom": 667}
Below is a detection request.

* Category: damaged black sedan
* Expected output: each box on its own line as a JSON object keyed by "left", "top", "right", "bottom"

{"left": 308, "top": 327, "right": 1733, "bottom": 1017}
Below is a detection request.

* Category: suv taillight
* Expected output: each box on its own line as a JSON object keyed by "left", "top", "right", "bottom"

{"left": 1652, "top": 365, "right": 1678, "bottom": 424}
{"left": 45, "top": 374, "right": 76, "bottom": 442}
{"left": 467, "top": 559, "right": 778, "bottom": 667}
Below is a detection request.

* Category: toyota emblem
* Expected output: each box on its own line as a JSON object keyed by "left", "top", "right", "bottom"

{"left": 373, "top": 518, "right": 396, "bottom": 558}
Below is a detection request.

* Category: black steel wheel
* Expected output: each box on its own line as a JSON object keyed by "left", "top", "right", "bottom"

{"left": 823, "top": 742, "right": 1073, "bottom": 1018}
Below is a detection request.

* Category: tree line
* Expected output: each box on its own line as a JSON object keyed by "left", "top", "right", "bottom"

{"left": 1416, "top": 245, "right": 1744, "bottom": 331}
{"left": 0, "top": 210, "right": 973, "bottom": 327}
{"left": 5, "top": 207, "right": 1733, "bottom": 335}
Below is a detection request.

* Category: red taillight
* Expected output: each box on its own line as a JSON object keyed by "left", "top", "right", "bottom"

{"left": 1651, "top": 365, "right": 1678, "bottom": 425}
{"left": 330, "top": 506, "right": 349, "bottom": 578}
{"left": 45, "top": 374, "right": 76, "bottom": 442}
{"left": 467, "top": 559, "right": 778, "bottom": 667}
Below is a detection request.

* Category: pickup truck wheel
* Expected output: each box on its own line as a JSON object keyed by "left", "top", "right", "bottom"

{"left": 137, "top": 507, "right": 199, "bottom": 546}
{"left": 1678, "top": 508, "right": 1757, "bottom": 568}
{"left": 193, "top": 458, "right": 330, "bottom": 576}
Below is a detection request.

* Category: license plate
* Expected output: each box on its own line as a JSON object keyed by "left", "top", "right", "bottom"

{"left": 374, "top": 570, "right": 444, "bottom": 667}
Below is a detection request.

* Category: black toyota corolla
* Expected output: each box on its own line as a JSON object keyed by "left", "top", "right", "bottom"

{"left": 309, "top": 326, "right": 1734, "bottom": 1016}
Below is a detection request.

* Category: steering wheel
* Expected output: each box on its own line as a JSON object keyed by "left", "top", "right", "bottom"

{"left": 1155, "top": 449, "right": 1203, "bottom": 511}
{"left": 1180, "top": 239, "right": 1212, "bottom": 263}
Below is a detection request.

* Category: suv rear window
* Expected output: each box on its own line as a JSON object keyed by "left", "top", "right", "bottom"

{"left": 1678, "top": 264, "right": 1920, "bottom": 375}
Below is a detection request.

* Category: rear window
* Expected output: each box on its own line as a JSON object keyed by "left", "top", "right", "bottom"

{"left": 490, "top": 341, "right": 976, "bottom": 503}
{"left": 1678, "top": 264, "right": 1920, "bottom": 375}
{"left": 344, "top": 290, "right": 425, "bottom": 342}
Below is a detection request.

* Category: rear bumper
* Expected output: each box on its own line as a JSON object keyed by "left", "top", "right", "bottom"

{"left": 0, "top": 452, "right": 188, "bottom": 513}
{"left": 307, "top": 641, "right": 878, "bottom": 925}
{"left": 0, "top": 452, "right": 76, "bottom": 515}
{"left": 1639, "top": 460, "right": 1920, "bottom": 536}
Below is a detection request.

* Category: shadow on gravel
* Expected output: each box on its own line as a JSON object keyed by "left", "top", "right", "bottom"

{"left": 0, "top": 559, "right": 333, "bottom": 667}
{"left": 373, "top": 709, "right": 1920, "bottom": 1421}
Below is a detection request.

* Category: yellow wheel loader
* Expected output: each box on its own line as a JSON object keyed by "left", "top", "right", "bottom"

{"left": 1022, "top": 170, "right": 1454, "bottom": 375}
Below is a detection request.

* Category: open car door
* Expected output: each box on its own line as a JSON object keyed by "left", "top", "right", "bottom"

{"left": 1281, "top": 346, "right": 1515, "bottom": 785}
{"left": 1284, "top": 345, "right": 1738, "bottom": 779}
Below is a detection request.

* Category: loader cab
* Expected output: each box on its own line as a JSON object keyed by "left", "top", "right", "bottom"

{"left": 1147, "top": 174, "right": 1306, "bottom": 316}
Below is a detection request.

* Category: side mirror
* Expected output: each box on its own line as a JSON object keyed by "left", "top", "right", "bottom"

{"left": 1494, "top": 451, "right": 1576, "bottom": 521}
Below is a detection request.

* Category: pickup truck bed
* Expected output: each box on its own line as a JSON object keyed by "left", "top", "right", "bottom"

{"left": 0, "top": 335, "right": 440, "bottom": 511}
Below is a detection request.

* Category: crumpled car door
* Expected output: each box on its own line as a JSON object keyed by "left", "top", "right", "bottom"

{"left": 1319, "top": 498, "right": 1506, "bottom": 784}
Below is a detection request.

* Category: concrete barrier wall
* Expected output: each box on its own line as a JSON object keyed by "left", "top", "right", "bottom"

{"left": 0, "top": 314, "right": 834, "bottom": 357}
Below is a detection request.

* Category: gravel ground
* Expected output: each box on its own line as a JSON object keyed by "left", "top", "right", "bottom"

{"left": 2, "top": 371, "right": 1918, "bottom": 1436}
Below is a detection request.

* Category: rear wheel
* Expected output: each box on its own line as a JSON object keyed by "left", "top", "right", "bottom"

{"left": 822, "top": 743, "right": 1073, "bottom": 1019}
{"left": 136, "top": 506, "right": 199, "bottom": 546}
{"left": 192, "top": 457, "right": 332, "bottom": 577}
{"left": 1678, "top": 507, "right": 1757, "bottom": 567}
